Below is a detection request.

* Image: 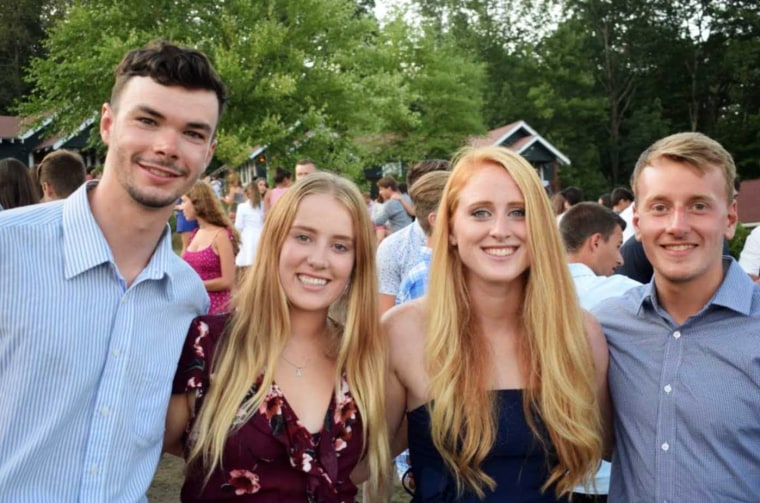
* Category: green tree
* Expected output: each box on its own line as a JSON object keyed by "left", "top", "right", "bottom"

{"left": 0, "top": 0, "right": 68, "bottom": 114}
{"left": 19, "top": 0, "right": 416, "bottom": 177}
{"left": 360, "top": 16, "right": 486, "bottom": 165}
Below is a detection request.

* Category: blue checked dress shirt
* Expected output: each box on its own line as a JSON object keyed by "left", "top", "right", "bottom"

{"left": 593, "top": 258, "right": 760, "bottom": 502}
{"left": 396, "top": 246, "right": 432, "bottom": 305}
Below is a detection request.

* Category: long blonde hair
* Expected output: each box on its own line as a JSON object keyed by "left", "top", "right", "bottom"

{"left": 187, "top": 172, "right": 390, "bottom": 494}
{"left": 425, "top": 146, "right": 601, "bottom": 498}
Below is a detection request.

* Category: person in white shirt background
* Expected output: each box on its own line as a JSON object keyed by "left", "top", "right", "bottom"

{"left": 559, "top": 201, "right": 640, "bottom": 502}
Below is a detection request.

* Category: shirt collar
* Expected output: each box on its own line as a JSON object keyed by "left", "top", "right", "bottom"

{"left": 568, "top": 262, "right": 595, "bottom": 277}
{"left": 62, "top": 181, "right": 175, "bottom": 293}
{"left": 62, "top": 181, "right": 113, "bottom": 279}
{"left": 638, "top": 257, "right": 753, "bottom": 317}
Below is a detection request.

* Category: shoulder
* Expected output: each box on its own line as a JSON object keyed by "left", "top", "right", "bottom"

{"left": 377, "top": 228, "right": 407, "bottom": 260}
{"left": 167, "top": 254, "right": 210, "bottom": 302}
{"left": 383, "top": 299, "right": 425, "bottom": 346}
{"left": 591, "top": 284, "right": 646, "bottom": 322}
{"left": 582, "top": 310, "right": 607, "bottom": 353}
{"left": 0, "top": 200, "right": 63, "bottom": 230}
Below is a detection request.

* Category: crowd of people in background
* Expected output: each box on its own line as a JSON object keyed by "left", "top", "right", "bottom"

{"left": 1, "top": 40, "right": 760, "bottom": 503}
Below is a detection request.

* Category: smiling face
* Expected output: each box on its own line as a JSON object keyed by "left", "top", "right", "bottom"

{"left": 99, "top": 76, "right": 218, "bottom": 209}
{"left": 449, "top": 162, "right": 530, "bottom": 288}
{"left": 278, "top": 193, "right": 355, "bottom": 315}
{"left": 634, "top": 157, "right": 737, "bottom": 293}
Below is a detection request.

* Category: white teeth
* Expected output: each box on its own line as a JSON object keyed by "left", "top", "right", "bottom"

{"left": 484, "top": 247, "right": 516, "bottom": 257}
{"left": 298, "top": 275, "right": 327, "bottom": 286}
{"left": 665, "top": 244, "right": 692, "bottom": 251}
{"left": 144, "top": 165, "right": 177, "bottom": 177}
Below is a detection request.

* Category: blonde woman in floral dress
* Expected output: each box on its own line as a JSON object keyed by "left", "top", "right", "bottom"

{"left": 165, "top": 173, "right": 390, "bottom": 502}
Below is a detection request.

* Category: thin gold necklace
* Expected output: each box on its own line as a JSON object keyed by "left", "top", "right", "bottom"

{"left": 280, "top": 353, "right": 310, "bottom": 377}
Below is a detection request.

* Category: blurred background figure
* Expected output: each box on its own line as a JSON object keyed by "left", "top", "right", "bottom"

{"left": 234, "top": 181, "right": 265, "bottom": 271}
{"left": 597, "top": 192, "right": 612, "bottom": 209}
{"left": 0, "top": 158, "right": 39, "bottom": 210}
{"left": 37, "top": 149, "right": 86, "bottom": 202}
{"left": 256, "top": 176, "right": 268, "bottom": 199}
{"left": 294, "top": 158, "right": 317, "bottom": 181}
{"left": 181, "top": 181, "right": 240, "bottom": 315}
{"left": 264, "top": 167, "right": 292, "bottom": 211}
{"left": 224, "top": 172, "right": 245, "bottom": 206}
{"left": 551, "top": 192, "right": 567, "bottom": 219}
{"left": 175, "top": 198, "right": 199, "bottom": 254}
{"left": 610, "top": 187, "right": 635, "bottom": 242}
{"left": 223, "top": 172, "right": 245, "bottom": 222}
{"left": 372, "top": 192, "right": 387, "bottom": 246}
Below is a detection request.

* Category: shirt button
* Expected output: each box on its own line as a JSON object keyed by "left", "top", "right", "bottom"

{"left": 661, "top": 442, "right": 670, "bottom": 451}
{"left": 112, "top": 349, "right": 121, "bottom": 357}
{"left": 100, "top": 407, "right": 110, "bottom": 416}
{"left": 121, "top": 297, "right": 127, "bottom": 304}
{"left": 90, "top": 464, "right": 99, "bottom": 474}
{"left": 673, "top": 331, "right": 681, "bottom": 339}
{"left": 664, "top": 384, "right": 672, "bottom": 393}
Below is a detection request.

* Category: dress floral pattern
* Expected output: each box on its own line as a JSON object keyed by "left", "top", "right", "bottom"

{"left": 173, "top": 314, "right": 363, "bottom": 502}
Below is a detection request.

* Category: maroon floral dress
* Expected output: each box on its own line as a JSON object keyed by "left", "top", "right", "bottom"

{"left": 172, "top": 314, "right": 363, "bottom": 502}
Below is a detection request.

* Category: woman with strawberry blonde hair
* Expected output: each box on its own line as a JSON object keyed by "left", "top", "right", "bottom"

{"left": 385, "top": 146, "right": 610, "bottom": 501}
{"left": 165, "top": 172, "right": 390, "bottom": 502}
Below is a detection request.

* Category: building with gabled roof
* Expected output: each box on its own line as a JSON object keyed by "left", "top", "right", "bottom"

{"left": 469, "top": 120, "right": 570, "bottom": 193}
{"left": 0, "top": 115, "right": 98, "bottom": 168}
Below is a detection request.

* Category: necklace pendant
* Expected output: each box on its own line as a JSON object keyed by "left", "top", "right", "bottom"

{"left": 296, "top": 367, "right": 303, "bottom": 377}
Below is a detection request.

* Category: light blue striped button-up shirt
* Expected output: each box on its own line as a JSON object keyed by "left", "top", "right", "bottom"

{"left": 593, "top": 258, "right": 760, "bottom": 502}
{"left": 0, "top": 182, "right": 208, "bottom": 502}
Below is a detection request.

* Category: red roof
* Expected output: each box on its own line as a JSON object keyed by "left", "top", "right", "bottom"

{"left": 468, "top": 120, "right": 571, "bottom": 166}
{"left": 469, "top": 121, "right": 521, "bottom": 148}
{"left": 0, "top": 115, "right": 22, "bottom": 139}
{"left": 738, "top": 179, "right": 760, "bottom": 224}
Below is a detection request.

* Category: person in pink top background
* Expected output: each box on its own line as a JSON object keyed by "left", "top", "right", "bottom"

{"left": 264, "top": 167, "right": 292, "bottom": 212}
{"left": 181, "top": 181, "right": 240, "bottom": 314}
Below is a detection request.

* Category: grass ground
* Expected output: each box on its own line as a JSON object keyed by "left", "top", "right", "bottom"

{"left": 148, "top": 454, "right": 410, "bottom": 502}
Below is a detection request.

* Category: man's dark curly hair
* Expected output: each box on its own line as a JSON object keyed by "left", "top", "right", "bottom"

{"left": 110, "top": 40, "right": 227, "bottom": 120}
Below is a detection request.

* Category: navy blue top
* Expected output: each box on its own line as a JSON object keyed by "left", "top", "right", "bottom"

{"left": 407, "top": 390, "right": 567, "bottom": 502}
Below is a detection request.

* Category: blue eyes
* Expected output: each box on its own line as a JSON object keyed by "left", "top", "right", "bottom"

{"left": 471, "top": 208, "right": 525, "bottom": 218}
{"left": 293, "top": 233, "right": 350, "bottom": 252}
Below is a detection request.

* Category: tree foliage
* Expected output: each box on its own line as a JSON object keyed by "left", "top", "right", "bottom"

{"left": 14, "top": 0, "right": 760, "bottom": 190}
{"left": 0, "top": 0, "right": 68, "bottom": 114}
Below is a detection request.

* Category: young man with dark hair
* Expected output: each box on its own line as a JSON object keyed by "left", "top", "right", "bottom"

{"left": 0, "top": 40, "right": 225, "bottom": 500}
{"left": 610, "top": 186, "right": 635, "bottom": 241}
{"left": 593, "top": 132, "right": 760, "bottom": 502}
{"left": 559, "top": 202, "right": 640, "bottom": 502}
{"left": 373, "top": 175, "right": 412, "bottom": 234}
{"left": 610, "top": 186, "right": 634, "bottom": 212}
{"left": 38, "top": 149, "right": 87, "bottom": 201}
